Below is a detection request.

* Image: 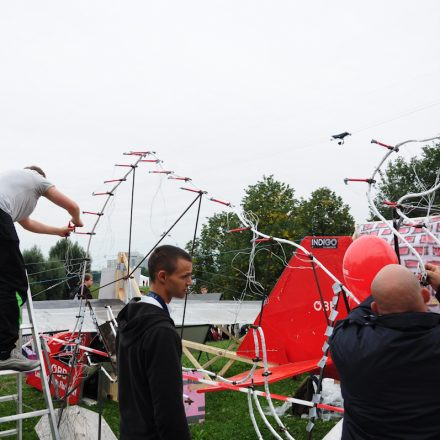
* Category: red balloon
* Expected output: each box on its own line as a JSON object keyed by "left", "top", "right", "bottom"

{"left": 343, "top": 235, "right": 399, "bottom": 305}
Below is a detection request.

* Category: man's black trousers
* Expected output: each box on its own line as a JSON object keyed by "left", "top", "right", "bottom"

{"left": 0, "top": 209, "right": 28, "bottom": 353}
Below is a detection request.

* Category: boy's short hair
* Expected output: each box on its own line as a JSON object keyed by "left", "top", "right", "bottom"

{"left": 148, "top": 245, "right": 192, "bottom": 282}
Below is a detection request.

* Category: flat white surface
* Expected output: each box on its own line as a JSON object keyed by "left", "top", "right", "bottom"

{"left": 322, "top": 419, "right": 343, "bottom": 440}
{"left": 22, "top": 298, "right": 261, "bottom": 333}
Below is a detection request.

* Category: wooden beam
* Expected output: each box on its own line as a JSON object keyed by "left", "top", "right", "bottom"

{"left": 182, "top": 346, "right": 211, "bottom": 380}
{"left": 182, "top": 339, "right": 277, "bottom": 369}
{"left": 115, "top": 252, "right": 125, "bottom": 301}
{"left": 121, "top": 253, "right": 142, "bottom": 299}
{"left": 218, "top": 358, "right": 235, "bottom": 377}
{"left": 202, "top": 354, "right": 222, "bottom": 370}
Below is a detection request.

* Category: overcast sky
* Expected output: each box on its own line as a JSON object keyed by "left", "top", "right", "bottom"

{"left": 1, "top": 1, "right": 439, "bottom": 270}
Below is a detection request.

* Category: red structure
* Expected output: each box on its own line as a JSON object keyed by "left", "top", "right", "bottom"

{"left": 202, "top": 236, "right": 353, "bottom": 392}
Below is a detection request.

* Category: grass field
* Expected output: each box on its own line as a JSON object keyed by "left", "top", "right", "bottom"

{"left": 0, "top": 341, "right": 338, "bottom": 439}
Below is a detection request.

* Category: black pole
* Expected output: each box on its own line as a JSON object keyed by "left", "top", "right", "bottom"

{"left": 97, "top": 366, "right": 103, "bottom": 440}
{"left": 127, "top": 166, "right": 136, "bottom": 292}
{"left": 180, "top": 193, "right": 203, "bottom": 338}
{"left": 392, "top": 208, "right": 402, "bottom": 265}
{"left": 310, "top": 255, "right": 330, "bottom": 326}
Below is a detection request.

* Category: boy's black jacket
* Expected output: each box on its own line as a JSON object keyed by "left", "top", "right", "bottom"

{"left": 116, "top": 298, "right": 191, "bottom": 440}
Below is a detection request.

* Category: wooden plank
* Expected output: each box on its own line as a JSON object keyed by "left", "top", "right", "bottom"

{"left": 218, "top": 358, "right": 235, "bottom": 377}
{"left": 115, "top": 252, "right": 124, "bottom": 300}
{"left": 202, "top": 354, "right": 222, "bottom": 370}
{"left": 182, "top": 340, "right": 276, "bottom": 368}
{"left": 121, "top": 253, "right": 142, "bottom": 298}
{"left": 182, "top": 346, "right": 211, "bottom": 381}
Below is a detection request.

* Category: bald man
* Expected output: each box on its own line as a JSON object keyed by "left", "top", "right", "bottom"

{"left": 330, "top": 263, "right": 440, "bottom": 440}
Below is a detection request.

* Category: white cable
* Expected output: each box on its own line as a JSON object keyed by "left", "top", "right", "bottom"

{"left": 252, "top": 390, "right": 284, "bottom": 440}
{"left": 248, "top": 388, "right": 265, "bottom": 440}
{"left": 257, "top": 327, "right": 295, "bottom": 440}
{"left": 367, "top": 136, "right": 440, "bottom": 280}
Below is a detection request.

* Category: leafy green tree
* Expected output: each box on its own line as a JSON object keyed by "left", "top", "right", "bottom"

{"left": 372, "top": 144, "right": 440, "bottom": 220}
{"left": 190, "top": 176, "right": 301, "bottom": 299}
{"left": 189, "top": 176, "right": 355, "bottom": 300}
{"left": 296, "top": 187, "right": 355, "bottom": 236}
{"left": 23, "top": 246, "right": 47, "bottom": 300}
{"left": 47, "top": 239, "right": 90, "bottom": 299}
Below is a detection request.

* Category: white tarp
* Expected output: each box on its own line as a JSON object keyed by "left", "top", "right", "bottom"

{"left": 322, "top": 419, "right": 343, "bottom": 440}
{"left": 22, "top": 298, "right": 261, "bottom": 333}
{"left": 35, "top": 406, "right": 116, "bottom": 440}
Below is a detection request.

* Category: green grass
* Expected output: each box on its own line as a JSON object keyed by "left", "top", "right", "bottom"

{"left": 0, "top": 341, "right": 338, "bottom": 439}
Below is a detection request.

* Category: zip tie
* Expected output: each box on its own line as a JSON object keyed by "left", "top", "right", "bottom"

{"left": 324, "top": 326, "right": 334, "bottom": 337}
{"left": 115, "top": 164, "right": 136, "bottom": 167}
{"left": 228, "top": 227, "right": 251, "bottom": 233}
{"left": 312, "top": 393, "right": 321, "bottom": 404}
{"left": 371, "top": 139, "right": 394, "bottom": 150}
{"left": 149, "top": 170, "right": 173, "bottom": 175}
{"left": 329, "top": 309, "right": 339, "bottom": 322}
{"left": 140, "top": 159, "right": 162, "bottom": 163}
{"left": 92, "top": 192, "right": 114, "bottom": 196}
{"left": 209, "top": 197, "right": 231, "bottom": 206}
{"left": 74, "top": 232, "right": 96, "bottom": 236}
{"left": 104, "top": 178, "right": 126, "bottom": 183}
{"left": 344, "top": 178, "right": 376, "bottom": 185}
{"left": 405, "top": 222, "right": 425, "bottom": 228}
{"left": 317, "top": 355, "right": 328, "bottom": 369}
{"left": 168, "top": 176, "right": 192, "bottom": 181}
{"left": 332, "top": 283, "right": 342, "bottom": 294}
{"left": 255, "top": 238, "right": 273, "bottom": 243}
{"left": 82, "top": 211, "right": 103, "bottom": 216}
{"left": 383, "top": 200, "right": 398, "bottom": 208}
{"left": 180, "top": 187, "right": 207, "bottom": 194}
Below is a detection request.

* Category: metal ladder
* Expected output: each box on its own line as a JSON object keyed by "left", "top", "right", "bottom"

{"left": 0, "top": 286, "right": 60, "bottom": 439}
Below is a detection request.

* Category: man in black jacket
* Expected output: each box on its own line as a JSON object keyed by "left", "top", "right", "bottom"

{"left": 330, "top": 263, "right": 440, "bottom": 440}
{"left": 117, "top": 245, "right": 192, "bottom": 440}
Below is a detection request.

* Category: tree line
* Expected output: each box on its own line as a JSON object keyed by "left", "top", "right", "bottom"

{"left": 188, "top": 144, "right": 440, "bottom": 300}
{"left": 187, "top": 177, "right": 355, "bottom": 300}
{"left": 23, "top": 239, "right": 91, "bottom": 301}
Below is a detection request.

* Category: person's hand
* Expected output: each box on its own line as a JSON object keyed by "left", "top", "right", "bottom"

{"left": 425, "top": 263, "right": 440, "bottom": 290}
{"left": 58, "top": 224, "right": 75, "bottom": 237}
{"left": 71, "top": 217, "right": 84, "bottom": 228}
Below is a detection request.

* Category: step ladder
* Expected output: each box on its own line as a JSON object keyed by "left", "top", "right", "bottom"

{"left": 0, "top": 286, "right": 60, "bottom": 439}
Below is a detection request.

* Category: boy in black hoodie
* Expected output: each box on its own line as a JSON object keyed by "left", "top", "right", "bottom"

{"left": 116, "top": 245, "right": 192, "bottom": 440}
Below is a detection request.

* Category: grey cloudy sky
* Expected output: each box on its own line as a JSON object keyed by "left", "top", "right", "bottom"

{"left": 1, "top": 1, "right": 439, "bottom": 269}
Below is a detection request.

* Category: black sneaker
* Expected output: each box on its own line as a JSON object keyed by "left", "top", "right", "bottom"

{"left": 0, "top": 348, "right": 40, "bottom": 372}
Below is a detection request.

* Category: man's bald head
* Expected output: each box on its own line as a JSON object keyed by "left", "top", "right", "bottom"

{"left": 371, "top": 264, "right": 429, "bottom": 315}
